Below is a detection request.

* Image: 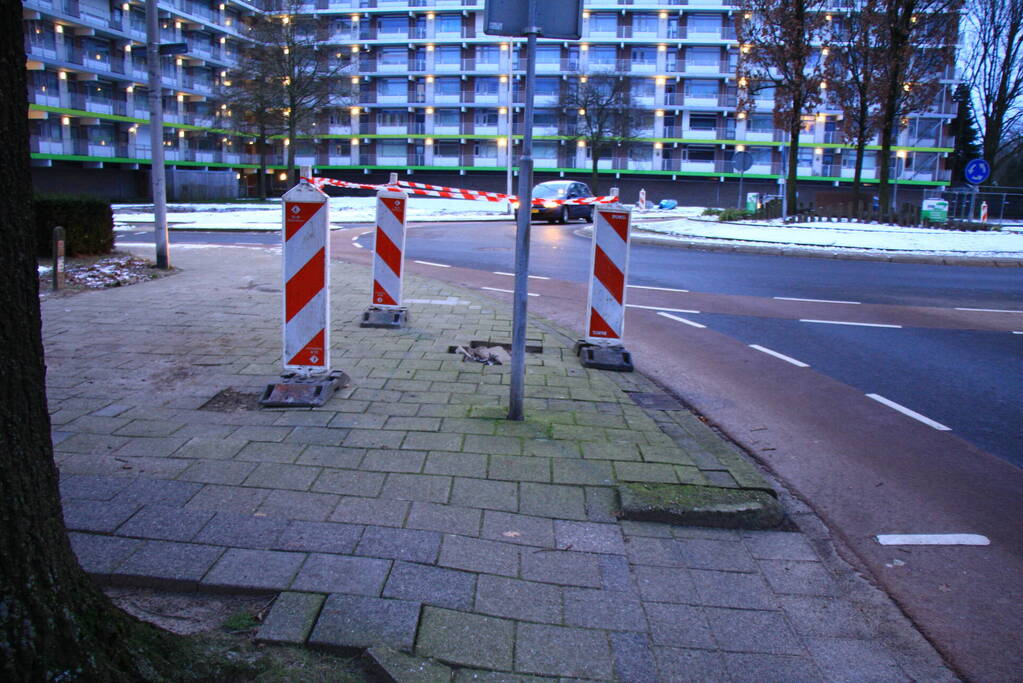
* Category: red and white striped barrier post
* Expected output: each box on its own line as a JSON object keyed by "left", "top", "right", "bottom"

{"left": 261, "top": 179, "right": 347, "bottom": 407}
{"left": 362, "top": 180, "right": 409, "bottom": 328}
{"left": 577, "top": 187, "right": 634, "bottom": 371}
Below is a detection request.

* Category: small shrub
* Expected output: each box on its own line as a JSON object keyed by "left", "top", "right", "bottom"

{"left": 717, "top": 208, "right": 753, "bottom": 222}
{"left": 34, "top": 194, "right": 114, "bottom": 257}
{"left": 701, "top": 207, "right": 723, "bottom": 216}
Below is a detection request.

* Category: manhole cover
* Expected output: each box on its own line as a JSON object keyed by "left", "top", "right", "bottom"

{"left": 200, "top": 388, "right": 262, "bottom": 412}
{"left": 627, "top": 392, "right": 683, "bottom": 411}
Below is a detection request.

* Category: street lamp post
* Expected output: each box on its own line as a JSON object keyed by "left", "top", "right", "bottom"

{"left": 146, "top": 0, "right": 170, "bottom": 269}
{"left": 893, "top": 149, "right": 907, "bottom": 217}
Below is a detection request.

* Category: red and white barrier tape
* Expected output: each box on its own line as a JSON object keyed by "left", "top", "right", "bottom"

{"left": 301, "top": 176, "right": 618, "bottom": 206}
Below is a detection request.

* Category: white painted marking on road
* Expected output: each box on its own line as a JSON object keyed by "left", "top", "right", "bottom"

{"left": 1013, "top": 331, "right": 1023, "bottom": 335}
{"left": 629, "top": 284, "right": 690, "bottom": 293}
{"left": 866, "top": 394, "right": 951, "bottom": 431}
{"left": 876, "top": 534, "right": 989, "bottom": 546}
{"left": 801, "top": 319, "right": 902, "bottom": 329}
{"left": 955, "top": 307, "right": 1023, "bottom": 314}
{"left": 657, "top": 312, "right": 706, "bottom": 329}
{"left": 627, "top": 304, "right": 700, "bottom": 314}
{"left": 353, "top": 241, "right": 364, "bottom": 249}
{"left": 414, "top": 260, "right": 451, "bottom": 268}
{"left": 405, "top": 297, "right": 468, "bottom": 305}
{"left": 749, "top": 344, "right": 809, "bottom": 368}
{"left": 482, "top": 286, "right": 538, "bottom": 297}
{"left": 775, "top": 296, "right": 861, "bottom": 305}
{"left": 493, "top": 271, "right": 549, "bottom": 280}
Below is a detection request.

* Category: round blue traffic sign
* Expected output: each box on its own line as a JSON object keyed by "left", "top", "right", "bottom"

{"left": 964, "top": 158, "right": 990, "bottom": 185}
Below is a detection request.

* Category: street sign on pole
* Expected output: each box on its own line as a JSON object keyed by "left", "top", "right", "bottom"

{"left": 964, "top": 158, "right": 990, "bottom": 186}
{"left": 733, "top": 151, "right": 752, "bottom": 209}
{"left": 484, "top": 0, "right": 582, "bottom": 39}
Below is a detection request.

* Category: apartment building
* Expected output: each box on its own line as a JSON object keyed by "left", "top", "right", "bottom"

{"left": 23, "top": 0, "right": 957, "bottom": 200}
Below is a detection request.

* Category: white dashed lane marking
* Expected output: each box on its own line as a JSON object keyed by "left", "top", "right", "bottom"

{"left": 876, "top": 534, "right": 990, "bottom": 546}
{"left": 749, "top": 344, "right": 810, "bottom": 368}
{"left": 866, "top": 393, "right": 951, "bottom": 431}
{"left": 774, "top": 296, "right": 861, "bottom": 305}
{"left": 414, "top": 260, "right": 451, "bottom": 268}
{"left": 955, "top": 307, "right": 1023, "bottom": 314}
{"left": 656, "top": 311, "right": 706, "bottom": 329}
{"left": 493, "top": 271, "right": 549, "bottom": 280}
{"left": 629, "top": 285, "right": 690, "bottom": 293}
{"left": 482, "top": 286, "right": 538, "bottom": 297}
{"left": 627, "top": 304, "right": 700, "bottom": 314}
{"left": 801, "top": 319, "right": 902, "bottom": 329}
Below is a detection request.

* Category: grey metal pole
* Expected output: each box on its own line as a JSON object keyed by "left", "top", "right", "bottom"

{"left": 506, "top": 58, "right": 514, "bottom": 214}
{"left": 146, "top": 0, "right": 170, "bottom": 269}
{"left": 737, "top": 170, "right": 745, "bottom": 210}
{"left": 892, "top": 156, "right": 900, "bottom": 218}
{"left": 508, "top": 3, "right": 539, "bottom": 422}
{"left": 780, "top": 146, "right": 788, "bottom": 219}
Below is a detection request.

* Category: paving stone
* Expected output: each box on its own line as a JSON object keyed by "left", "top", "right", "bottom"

{"left": 309, "top": 594, "right": 420, "bottom": 652}
{"left": 383, "top": 561, "right": 477, "bottom": 610}
{"left": 203, "top": 548, "right": 306, "bottom": 592}
{"left": 257, "top": 591, "right": 328, "bottom": 644}
{"left": 524, "top": 439, "right": 581, "bottom": 459}
{"left": 232, "top": 425, "right": 293, "bottom": 442}
{"left": 62, "top": 499, "right": 140, "bottom": 533}
{"left": 69, "top": 532, "right": 143, "bottom": 575}
{"left": 691, "top": 569, "right": 779, "bottom": 610}
{"left": 406, "top": 502, "right": 481, "bottom": 537}
{"left": 551, "top": 460, "right": 615, "bottom": 486}
{"left": 564, "top": 588, "right": 647, "bottom": 632}
{"left": 59, "top": 473, "right": 133, "bottom": 501}
{"left": 704, "top": 607, "right": 804, "bottom": 655}
{"left": 584, "top": 486, "right": 619, "bottom": 523}
{"left": 331, "top": 497, "right": 410, "bottom": 527}
{"left": 243, "top": 463, "right": 320, "bottom": 491}
{"left": 676, "top": 538, "right": 757, "bottom": 572}
{"left": 758, "top": 560, "right": 840, "bottom": 597}
{"left": 475, "top": 574, "right": 562, "bottom": 624}
{"left": 520, "top": 549, "right": 603, "bottom": 588}
{"left": 291, "top": 553, "right": 392, "bottom": 595}
{"left": 173, "top": 437, "right": 249, "bottom": 461}
{"left": 109, "top": 478, "right": 201, "bottom": 506}
{"left": 449, "top": 477, "right": 519, "bottom": 512}
{"left": 613, "top": 462, "right": 679, "bottom": 484}
{"left": 803, "top": 637, "right": 905, "bottom": 682}
{"left": 275, "top": 520, "right": 364, "bottom": 554}
{"left": 416, "top": 607, "right": 515, "bottom": 671}
{"left": 381, "top": 473, "right": 452, "bottom": 503}
{"left": 722, "top": 652, "right": 824, "bottom": 683}
{"left": 54, "top": 432, "right": 130, "bottom": 455}
{"left": 424, "top": 452, "right": 488, "bottom": 479}
{"left": 438, "top": 535, "right": 519, "bottom": 577}
{"left": 312, "top": 469, "right": 386, "bottom": 497}
{"left": 625, "top": 536, "right": 686, "bottom": 567}
{"left": 284, "top": 426, "right": 347, "bottom": 447}
{"left": 610, "top": 632, "right": 658, "bottom": 683}
{"left": 778, "top": 596, "right": 873, "bottom": 638}
{"left": 273, "top": 411, "right": 336, "bottom": 427}
{"left": 515, "top": 623, "right": 613, "bottom": 680}
{"left": 441, "top": 418, "right": 496, "bottom": 435}
{"left": 653, "top": 647, "right": 730, "bottom": 682}
{"left": 633, "top": 565, "right": 698, "bottom": 603}
{"left": 117, "top": 504, "right": 215, "bottom": 542}
{"left": 114, "top": 540, "right": 225, "bottom": 589}
{"left": 329, "top": 413, "right": 389, "bottom": 429}
{"left": 113, "top": 419, "right": 185, "bottom": 437}
{"left": 178, "top": 459, "right": 257, "bottom": 486}
{"left": 257, "top": 489, "right": 339, "bottom": 522}
{"left": 361, "top": 450, "right": 428, "bottom": 473}
{"left": 517, "top": 483, "right": 587, "bottom": 521}
{"left": 236, "top": 441, "right": 304, "bottom": 464}
{"left": 357, "top": 525, "right": 442, "bottom": 564}
{"left": 744, "top": 531, "right": 820, "bottom": 561}
{"left": 184, "top": 485, "right": 270, "bottom": 514}
{"left": 463, "top": 435, "right": 522, "bottom": 456}
{"left": 402, "top": 432, "right": 464, "bottom": 452}
{"left": 296, "top": 446, "right": 366, "bottom": 469}
{"left": 481, "top": 511, "right": 555, "bottom": 548}
{"left": 553, "top": 520, "right": 626, "bottom": 554}
{"left": 193, "top": 511, "right": 288, "bottom": 549}
{"left": 344, "top": 429, "right": 408, "bottom": 450}
{"left": 620, "top": 520, "right": 674, "bottom": 538}
{"left": 643, "top": 602, "right": 716, "bottom": 648}
{"left": 367, "top": 646, "right": 454, "bottom": 683}
{"left": 488, "top": 456, "right": 551, "bottom": 483}
{"left": 453, "top": 671, "right": 546, "bottom": 683}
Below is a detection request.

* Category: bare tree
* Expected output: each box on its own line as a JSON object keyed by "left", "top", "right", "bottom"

{"left": 219, "top": 58, "right": 286, "bottom": 199}
{"left": 963, "top": 0, "right": 1023, "bottom": 179}
{"left": 736, "top": 0, "right": 832, "bottom": 210}
{"left": 825, "top": 6, "right": 885, "bottom": 198}
{"left": 559, "top": 73, "right": 642, "bottom": 190}
{"left": 241, "top": 0, "right": 353, "bottom": 185}
{"left": 870, "top": 0, "right": 961, "bottom": 210}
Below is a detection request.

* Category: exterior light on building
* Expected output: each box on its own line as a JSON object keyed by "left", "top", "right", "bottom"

{"left": 500, "top": 75, "right": 508, "bottom": 83}
{"left": 744, "top": 12, "right": 752, "bottom": 19}
{"left": 176, "top": 93, "right": 184, "bottom": 102}
{"left": 350, "top": 106, "right": 360, "bottom": 114}
{"left": 821, "top": 47, "right": 829, "bottom": 57}
{"left": 59, "top": 71, "right": 67, "bottom": 79}
{"left": 427, "top": 12, "right": 435, "bottom": 20}
{"left": 129, "top": 125, "right": 137, "bottom": 134}
{"left": 659, "top": 11, "right": 668, "bottom": 19}
{"left": 61, "top": 116, "right": 70, "bottom": 125}
{"left": 741, "top": 44, "right": 751, "bottom": 54}
{"left": 738, "top": 77, "right": 748, "bottom": 88}
{"left": 281, "top": 16, "right": 290, "bottom": 25}
{"left": 579, "top": 44, "right": 588, "bottom": 51}
{"left": 225, "top": 19, "right": 232, "bottom": 25}
{"left": 235, "top": 173, "right": 241, "bottom": 180}
{"left": 500, "top": 43, "right": 508, "bottom": 51}
{"left": 820, "top": 80, "right": 827, "bottom": 89}
{"left": 222, "top": 137, "right": 229, "bottom": 143}
{"left": 577, "top": 139, "right": 586, "bottom": 148}
{"left": 175, "top": 21, "right": 182, "bottom": 29}
{"left": 283, "top": 47, "right": 289, "bottom": 55}
{"left": 816, "top": 112, "right": 826, "bottom": 122}
{"left": 582, "top": 11, "right": 590, "bottom": 19}
{"left": 284, "top": 138, "right": 290, "bottom": 146}
{"left": 426, "top": 44, "right": 435, "bottom": 51}
{"left": 176, "top": 57, "right": 183, "bottom": 66}
{"left": 351, "top": 138, "right": 359, "bottom": 145}
{"left": 426, "top": 75, "right": 434, "bottom": 83}
{"left": 220, "top": 36, "right": 226, "bottom": 44}
{"left": 737, "top": 111, "right": 746, "bottom": 119}
{"left": 897, "top": 149, "right": 908, "bottom": 159}
{"left": 580, "top": 76, "right": 587, "bottom": 83}
{"left": 220, "top": 3, "right": 225, "bottom": 10}
{"left": 425, "top": 138, "right": 433, "bottom": 145}
{"left": 55, "top": 24, "right": 63, "bottom": 33}
{"left": 279, "top": 172, "right": 287, "bottom": 180}
{"left": 655, "top": 109, "right": 664, "bottom": 117}
{"left": 178, "top": 130, "right": 185, "bottom": 138}
{"left": 654, "top": 142, "right": 663, "bottom": 149}
{"left": 736, "top": 144, "right": 746, "bottom": 152}
{"left": 903, "top": 82, "right": 912, "bottom": 92}
{"left": 497, "top": 137, "right": 506, "bottom": 147}
{"left": 578, "top": 108, "right": 586, "bottom": 116}
{"left": 814, "top": 147, "right": 823, "bottom": 155}
{"left": 122, "top": 3, "right": 129, "bottom": 10}
{"left": 425, "top": 107, "right": 434, "bottom": 114}
{"left": 351, "top": 14, "right": 359, "bottom": 22}
{"left": 825, "top": 13, "right": 832, "bottom": 21}
{"left": 658, "top": 44, "right": 666, "bottom": 52}
{"left": 655, "top": 76, "right": 665, "bottom": 85}
{"left": 351, "top": 76, "right": 359, "bottom": 84}
{"left": 223, "top": 80, "right": 231, "bottom": 86}
{"left": 126, "top": 85, "right": 133, "bottom": 93}
{"left": 911, "top": 15, "right": 917, "bottom": 23}
{"left": 499, "top": 107, "right": 507, "bottom": 114}
{"left": 124, "top": 44, "right": 132, "bottom": 52}
{"left": 352, "top": 45, "right": 359, "bottom": 53}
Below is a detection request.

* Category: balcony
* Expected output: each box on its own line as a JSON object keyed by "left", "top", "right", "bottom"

{"left": 30, "top": 136, "right": 65, "bottom": 155}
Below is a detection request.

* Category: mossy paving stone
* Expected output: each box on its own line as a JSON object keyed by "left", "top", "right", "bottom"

{"left": 618, "top": 482, "right": 786, "bottom": 530}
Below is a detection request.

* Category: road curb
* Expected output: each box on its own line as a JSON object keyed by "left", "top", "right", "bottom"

{"left": 618, "top": 482, "right": 786, "bottom": 530}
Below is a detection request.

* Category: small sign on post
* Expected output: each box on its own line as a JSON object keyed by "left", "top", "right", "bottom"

{"left": 52, "top": 226, "right": 65, "bottom": 291}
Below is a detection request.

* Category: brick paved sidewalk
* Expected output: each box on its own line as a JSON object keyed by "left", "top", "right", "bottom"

{"left": 43, "top": 245, "right": 955, "bottom": 682}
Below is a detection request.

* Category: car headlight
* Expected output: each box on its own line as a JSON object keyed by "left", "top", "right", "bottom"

{"left": 543, "top": 200, "right": 559, "bottom": 209}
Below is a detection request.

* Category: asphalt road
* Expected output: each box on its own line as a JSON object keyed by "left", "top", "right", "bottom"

{"left": 120, "top": 221, "right": 1023, "bottom": 679}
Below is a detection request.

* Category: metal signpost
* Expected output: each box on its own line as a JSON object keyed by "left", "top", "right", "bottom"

{"left": 964, "top": 158, "right": 991, "bottom": 221}
{"left": 52, "top": 226, "right": 65, "bottom": 291}
{"left": 146, "top": 0, "right": 173, "bottom": 269}
{"left": 733, "top": 151, "right": 753, "bottom": 209}
{"left": 484, "top": 0, "right": 582, "bottom": 421}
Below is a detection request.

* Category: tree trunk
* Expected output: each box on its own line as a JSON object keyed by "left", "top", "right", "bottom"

{"left": 287, "top": 118, "right": 298, "bottom": 187}
{"left": 877, "top": 96, "right": 896, "bottom": 212}
{"left": 786, "top": 115, "right": 801, "bottom": 211}
{"left": 590, "top": 151, "right": 600, "bottom": 193}
{"left": 257, "top": 127, "right": 268, "bottom": 200}
{"left": 1, "top": 5, "right": 181, "bottom": 678}
{"left": 853, "top": 136, "right": 867, "bottom": 199}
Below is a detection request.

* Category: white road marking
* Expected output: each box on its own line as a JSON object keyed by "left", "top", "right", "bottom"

{"left": 405, "top": 297, "right": 468, "bottom": 305}
{"left": 749, "top": 344, "right": 809, "bottom": 367}
{"left": 1013, "top": 331, "right": 1023, "bottom": 335}
{"left": 482, "top": 286, "right": 538, "bottom": 297}
{"left": 876, "top": 534, "right": 990, "bottom": 546}
{"left": 955, "top": 307, "right": 1023, "bottom": 314}
{"left": 629, "top": 284, "right": 690, "bottom": 293}
{"left": 775, "top": 296, "right": 861, "bottom": 305}
{"left": 866, "top": 393, "right": 951, "bottom": 431}
{"left": 414, "top": 260, "right": 451, "bottom": 268}
{"left": 657, "top": 312, "right": 706, "bottom": 328}
{"left": 627, "top": 304, "right": 700, "bottom": 314}
{"left": 801, "top": 319, "right": 902, "bottom": 329}
{"left": 493, "top": 271, "right": 549, "bottom": 280}
{"left": 353, "top": 241, "right": 364, "bottom": 249}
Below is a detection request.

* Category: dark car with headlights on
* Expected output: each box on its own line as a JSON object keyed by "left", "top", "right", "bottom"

{"left": 514, "top": 180, "right": 595, "bottom": 223}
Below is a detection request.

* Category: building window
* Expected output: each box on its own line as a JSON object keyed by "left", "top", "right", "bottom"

{"left": 536, "top": 46, "right": 560, "bottom": 64}
{"left": 377, "top": 78, "right": 405, "bottom": 96}
{"left": 685, "top": 145, "right": 715, "bottom": 161}
{"left": 534, "top": 141, "right": 558, "bottom": 159}
{"left": 434, "top": 109, "right": 460, "bottom": 126}
{"left": 379, "top": 47, "right": 407, "bottom": 66}
{"left": 434, "top": 77, "right": 460, "bottom": 96}
{"left": 474, "top": 109, "right": 498, "bottom": 126}
{"left": 477, "top": 45, "right": 500, "bottom": 64}
{"left": 631, "top": 46, "right": 657, "bottom": 65}
{"left": 435, "top": 46, "right": 460, "bottom": 65}
{"left": 685, "top": 80, "right": 718, "bottom": 99}
{"left": 589, "top": 14, "right": 617, "bottom": 33}
{"left": 686, "top": 47, "right": 719, "bottom": 67}
{"left": 535, "top": 78, "right": 560, "bottom": 96}
{"left": 435, "top": 139, "right": 460, "bottom": 157}
{"left": 379, "top": 139, "right": 406, "bottom": 158}
{"left": 688, "top": 14, "right": 720, "bottom": 34}
{"left": 377, "top": 16, "right": 406, "bottom": 34}
{"left": 633, "top": 14, "right": 658, "bottom": 34}
{"left": 631, "top": 79, "right": 655, "bottom": 98}
{"left": 475, "top": 77, "right": 499, "bottom": 95}
{"left": 377, "top": 109, "right": 406, "bottom": 127}
{"left": 474, "top": 140, "right": 497, "bottom": 158}
{"left": 689, "top": 113, "right": 717, "bottom": 130}
{"left": 748, "top": 114, "right": 774, "bottom": 132}
{"left": 589, "top": 46, "right": 616, "bottom": 67}
{"left": 436, "top": 14, "right": 461, "bottom": 34}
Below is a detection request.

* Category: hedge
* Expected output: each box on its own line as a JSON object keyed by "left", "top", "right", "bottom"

{"left": 34, "top": 194, "right": 114, "bottom": 257}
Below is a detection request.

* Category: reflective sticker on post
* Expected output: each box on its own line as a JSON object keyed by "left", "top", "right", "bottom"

{"left": 281, "top": 183, "right": 329, "bottom": 371}
{"left": 372, "top": 189, "right": 407, "bottom": 309}
{"left": 586, "top": 207, "right": 632, "bottom": 345}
